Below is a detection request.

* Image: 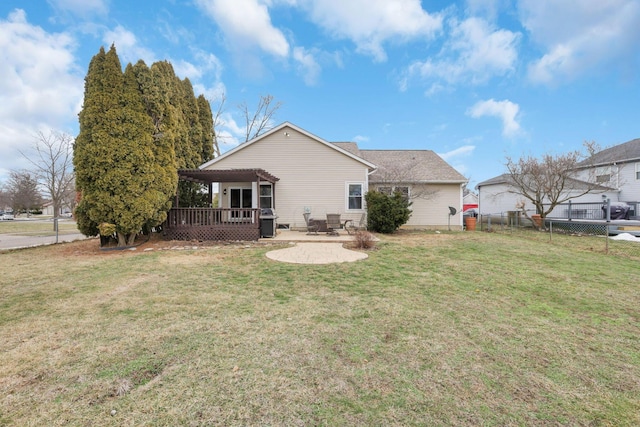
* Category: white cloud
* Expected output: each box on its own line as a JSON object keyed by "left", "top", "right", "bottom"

{"left": 467, "top": 99, "right": 521, "bottom": 137}
{"left": 215, "top": 112, "right": 244, "bottom": 151}
{"left": 47, "top": 0, "right": 109, "bottom": 18}
{"left": 172, "top": 60, "right": 202, "bottom": 81}
{"left": 102, "top": 25, "right": 155, "bottom": 65}
{"left": 195, "top": 0, "right": 289, "bottom": 58}
{"left": 519, "top": 0, "right": 640, "bottom": 84}
{"left": 173, "top": 50, "right": 223, "bottom": 81}
{"left": 353, "top": 135, "right": 370, "bottom": 143}
{"left": 293, "top": 46, "right": 321, "bottom": 85}
{"left": 173, "top": 49, "right": 226, "bottom": 102}
{"left": 303, "top": 0, "right": 442, "bottom": 62}
{"left": 465, "top": 0, "right": 506, "bottom": 21}
{"left": 0, "top": 9, "right": 83, "bottom": 179}
{"left": 438, "top": 145, "right": 475, "bottom": 161}
{"left": 438, "top": 145, "right": 475, "bottom": 177}
{"left": 405, "top": 17, "right": 519, "bottom": 89}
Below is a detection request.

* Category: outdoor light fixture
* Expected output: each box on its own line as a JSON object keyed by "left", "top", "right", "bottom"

{"left": 223, "top": 188, "right": 227, "bottom": 195}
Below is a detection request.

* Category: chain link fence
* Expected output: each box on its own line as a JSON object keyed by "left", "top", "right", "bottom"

{"left": 476, "top": 213, "right": 640, "bottom": 260}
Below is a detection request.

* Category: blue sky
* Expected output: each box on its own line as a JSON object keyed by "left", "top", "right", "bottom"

{"left": 1, "top": 0, "right": 639, "bottom": 188}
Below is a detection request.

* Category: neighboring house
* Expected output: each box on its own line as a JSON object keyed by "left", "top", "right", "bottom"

{"left": 574, "top": 138, "right": 640, "bottom": 203}
{"left": 42, "top": 200, "right": 73, "bottom": 217}
{"left": 42, "top": 201, "right": 55, "bottom": 216}
{"left": 165, "top": 122, "right": 467, "bottom": 240}
{"left": 463, "top": 189, "right": 478, "bottom": 211}
{"left": 477, "top": 138, "right": 640, "bottom": 218}
{"left": 477, "top": 174, "right": 618, "bottom": 217}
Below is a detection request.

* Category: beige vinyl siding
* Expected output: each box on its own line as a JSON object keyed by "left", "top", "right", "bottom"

{"left": 403, "top": 183, "right": 463, "bottom": 229}
{"left": 205, "top": 126, "right": 369, "bottom": 228}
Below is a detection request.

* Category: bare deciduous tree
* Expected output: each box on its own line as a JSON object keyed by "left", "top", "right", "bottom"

{"left": 0, "top": 182, "right": 11, "bottom": 209}
{"left": 506, "top": 141, "right": 603, "bottom": 225}
{"left": 210, "top": 93, "right": 283, "bottom": 153}
{"left": 239, "top": 94, "right": 283, "bottom": 142}
{"left": 210, "top": 92, "right": 226, "bottom": 157}
{"left": 20, "top": 130, "right": 75, "bottom": 224}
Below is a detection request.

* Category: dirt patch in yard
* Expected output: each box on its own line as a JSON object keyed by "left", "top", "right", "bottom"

{"left": 54, "top": 233, "right": 271, "bottom": 258}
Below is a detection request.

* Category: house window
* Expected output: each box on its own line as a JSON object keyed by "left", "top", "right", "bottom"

{"left": 636, "top": 163, "right": 640, "bottom": 180}
{"left": 259, "top": 184, "right": 272, "bottom": 208}
{"left": 394, "top": 186, "right": 410, "bottom": 202}
{"left": 347, "top": 183, "right": 363, "bottom": 210}
{"left": 377, "top": 185, "right": 409, "bottom": 201}
{"left": 596, "top": 166, "right": 611, "bottom": 183}
{"left": 377, "top": 186, "right": 392, "bottom": 195}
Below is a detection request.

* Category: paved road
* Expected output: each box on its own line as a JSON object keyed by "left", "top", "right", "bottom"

{"left": 0, "top": 233, "right": 91, "bottom": 250}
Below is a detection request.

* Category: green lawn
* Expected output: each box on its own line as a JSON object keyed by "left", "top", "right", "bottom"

{"left": 0, "top": 218, "right": 80, "bottom": 236}
{"left": 1, "top": 231, "right": 639, "bottom": 426}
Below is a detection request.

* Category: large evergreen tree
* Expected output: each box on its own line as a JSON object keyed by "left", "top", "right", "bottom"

{"left": 74, "top": 46, "right": 178, "bottom": 246}
{"left": 197, "top": 94, "right": 214, "bottom": 163}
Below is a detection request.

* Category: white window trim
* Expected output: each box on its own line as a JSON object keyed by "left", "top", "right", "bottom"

{"left": 596, "top": 166, "right": 611, "bottom": 183}
{"left": 259, "top": 183, "right": 273, "bottom": 208}
{"left": 346, "top": 182, "right": 365, "bottom": 211}
{"left": 635, "top": 162, "right": 640, "bottom": 180}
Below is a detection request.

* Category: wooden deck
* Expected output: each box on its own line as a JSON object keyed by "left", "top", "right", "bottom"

{"left": 163, "top": 208, "right": 260, "bottom": 241}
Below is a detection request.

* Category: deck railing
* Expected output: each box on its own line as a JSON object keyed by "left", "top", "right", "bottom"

{"left": 164, "top": 207, "right": 260, "bottom": 241}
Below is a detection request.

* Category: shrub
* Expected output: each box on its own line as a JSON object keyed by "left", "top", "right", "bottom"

{"left": 365, "top": 190, "right": 412, "bottom": 233}
{"left": 352, "top": 230, "right": 377, "bottom": 249}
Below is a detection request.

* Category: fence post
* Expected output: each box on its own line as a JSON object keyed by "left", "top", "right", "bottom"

{"left": 567, "top": 200, "right": 572, "bottom": 221}
{"left": 549, "top": 220, "right": 552, "bottom": 242}
{"left": 605, "top": 224, "right": 609, "bottom": 254}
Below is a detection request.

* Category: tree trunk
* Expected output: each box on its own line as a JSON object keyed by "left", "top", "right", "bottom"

{"left": 117, "top": 232, "right": 128, "bottom": 247}
{"left": 52, "top": 201, "right": 60, "bottom": 231}
{"left": 116, "top": 232, "right": 137, "bottom": 247}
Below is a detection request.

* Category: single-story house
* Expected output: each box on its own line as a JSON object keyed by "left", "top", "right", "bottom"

{"left": 477, "top": 138, "right": 640, "bottom": 219}
{"left": 164, "top": 122, "right": 467, "bottom": 240}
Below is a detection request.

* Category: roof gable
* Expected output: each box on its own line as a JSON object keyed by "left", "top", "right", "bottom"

{"left": 200, "top": 122, "right": 376, "bottom": 170}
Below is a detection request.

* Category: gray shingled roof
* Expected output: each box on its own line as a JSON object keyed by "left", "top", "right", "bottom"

{"left": 476, "top": 173, "right": 616, "bottom": 191}
{"left": 332, "top": 142, "right": 361, "bottom": 157}
{"left": 476, "top": 173, "right": 512, "bottom": 187}
{"left": 577, "top": 138, "right": 640, "bottom": 167}
{"left": 331, "top": 145, "right": 466, "bottom": 183}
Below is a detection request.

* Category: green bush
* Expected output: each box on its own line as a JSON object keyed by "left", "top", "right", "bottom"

{"left": 365, "top": 190, "right": 412, "bottom": 233}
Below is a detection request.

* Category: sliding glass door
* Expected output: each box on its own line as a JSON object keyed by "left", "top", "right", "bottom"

{"left": 230, "top": 188, "right": 252, "bottom": 218}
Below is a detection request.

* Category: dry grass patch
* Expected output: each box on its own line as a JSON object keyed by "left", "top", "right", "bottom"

{"left": 1, "top": 231, "right": 639, "bottom": 425}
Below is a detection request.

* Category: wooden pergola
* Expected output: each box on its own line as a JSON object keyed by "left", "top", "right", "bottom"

{"left": 164, "top": 168, "right": 279, "bottom": 241}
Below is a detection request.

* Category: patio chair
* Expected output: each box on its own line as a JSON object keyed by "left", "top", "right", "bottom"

{"left": 326, "top": 213, "right": 341, "bottom": 236}
{"left": 344, "top": 212, "right": 367, "bottom": 235}
{"left": 303, "top": 212, "right": 318, "bottom": 235}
